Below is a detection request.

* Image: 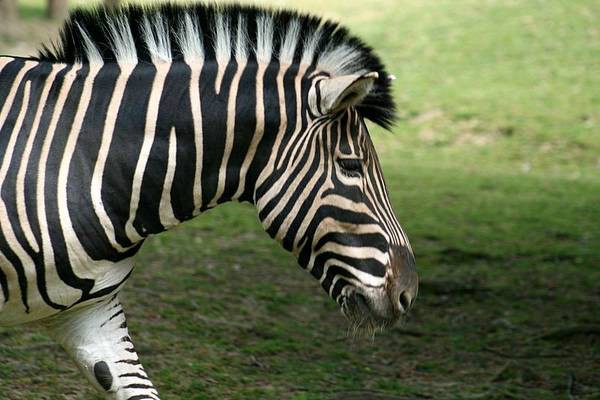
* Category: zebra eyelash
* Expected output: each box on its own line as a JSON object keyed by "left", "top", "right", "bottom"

{"left": 337, "top": 158, "right": 363, "bottom": 178}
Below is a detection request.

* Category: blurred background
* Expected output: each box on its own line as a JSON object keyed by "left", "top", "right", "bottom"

{"left": 0, "top": 0, "right": 598, "bottom": 399}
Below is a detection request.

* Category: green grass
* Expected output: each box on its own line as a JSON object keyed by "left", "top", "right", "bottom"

{"left": 1, "top": 0, "right": 599, "bottom": 399}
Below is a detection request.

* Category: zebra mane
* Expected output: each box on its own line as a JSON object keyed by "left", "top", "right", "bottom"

{"left": 38, "top": 2, "right": 396, "bottom": 128}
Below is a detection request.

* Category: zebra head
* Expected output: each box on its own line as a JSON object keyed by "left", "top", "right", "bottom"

{"left": 255, "top": 71, "right": 418, "bottom": 333}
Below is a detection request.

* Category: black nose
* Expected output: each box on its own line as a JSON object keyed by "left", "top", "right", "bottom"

{"left": 387, "top": 245, "right": 418, "bottom": 314}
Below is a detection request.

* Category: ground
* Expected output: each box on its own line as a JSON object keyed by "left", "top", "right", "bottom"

{"left": 0, "top": 0, "right": 599, "bottom": 399}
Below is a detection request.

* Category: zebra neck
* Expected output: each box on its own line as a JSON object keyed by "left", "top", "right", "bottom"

{"left": 189, "top": 59, "right": 311, "bottom": 207}
{"left": 114, "top": 59, "right": 308, "bottom": 239}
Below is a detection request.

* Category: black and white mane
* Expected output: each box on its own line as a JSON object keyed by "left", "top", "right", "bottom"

{"left": 38, "top": 2, "right": 396, "bottom": 128}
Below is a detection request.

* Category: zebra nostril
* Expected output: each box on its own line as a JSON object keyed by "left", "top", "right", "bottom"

{"left": 398, "top": 291, "right": 412, "bottom": 312}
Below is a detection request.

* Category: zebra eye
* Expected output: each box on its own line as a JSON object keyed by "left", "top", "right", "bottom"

{"left": 338, "top": 158, "right": 363, "bottom": 177}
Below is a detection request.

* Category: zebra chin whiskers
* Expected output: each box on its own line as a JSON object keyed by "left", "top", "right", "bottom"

{"left": 341, "top": 292, "right": 390, "bottom": 340}
{"left": 340, "top": 290, "right": 399, "bottom": 339}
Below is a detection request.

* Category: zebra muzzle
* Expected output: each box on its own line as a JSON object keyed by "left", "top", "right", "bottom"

{"left": 386, "top": 244, "right": 418, "bottom": 316}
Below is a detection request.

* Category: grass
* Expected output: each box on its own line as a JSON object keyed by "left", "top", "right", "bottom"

{"left": 1, "top": 0, "right": 599, "bottom": 399}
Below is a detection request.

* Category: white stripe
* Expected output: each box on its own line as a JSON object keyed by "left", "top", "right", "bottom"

{"left": 91, "top": 64, "right": 136, "bottom": 251}
{"left": 0, "top": 62, "right": 35, "bottom": 128}
{"left": 232, "top": 63, "right": 267, "bottom": 200}
{"left": 271, "top": 136, "right": 325, "bottom": 242}
{"left": 274, "top": 66, "right": 308, "bottom": 170}
{"left": 0, "top": 57, "right": 13, "bottom": 73}
{"left": 208, "top": 59, "right": 247, "bottom": 207}
{"left": 125, "top": 63, "right": 170, "bottom": 240}
{"left": 158, "top": 127, "right": 179, "bottom": 229}
{"left": 320, "top": 259, "right": 386, "bottom": 289}
{"left": 15, "top": 64, "right": 62, "bottom": 253}
{"left": 291, "top": 189, "right": 337, "bottom": 255}
{"left": 365, "top": 165, "right": 402, "bottom": 245}
{"left": 0, "top": 62, "right": 40, "bottom": 252}
{"left": 36, "top": 65, "right": 83, "bottom": 306}
{"left": 189, "top": 63, "right": 204, "bottom": 213}
{"left": 1, "top": 80, "right": 31, "bottom": 196}
{"left": 260, "top": 129, "right": 321, "bottom": 236}
{"left": 0, "top": 65, "right": 61, "bottom": 323}
{"left": 254, "top": 65, "right": 291, "bottom": 191}
{"left": 57, "top": 64, "right": 103, "bottom": 281}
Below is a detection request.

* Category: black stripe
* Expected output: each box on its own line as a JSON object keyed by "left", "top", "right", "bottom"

{"left": 0, "top": 237, "right": 29, "bottom": 312}
{"left": 102, "top": 62, "right": 154, "bottom": 246}
{"left": 311, "top": 252, "right": 386, "bottom": 280}
{"left": 199, "top": 60, "right": 237, "bottom": 210}
{"left": 100, "top": 308, "right": 124, "bottom": 327}
{"left": 44, "top": 64, "right": 96, "bottom": 299}
{"left": 0, "top": 58, "right": 25, "bottom": 105}
{"left": 116, "top": 359, "right": 140, "bottom": 365}
{"left": 123, "top": 384, "right": 155, "bottom": 389}
{"left": 168, "top": 63, "right": 196, "bottom": 222}
{"left": 331, "top": 277, "right": 351, "bottom": 301}
{"left": 119, "top": 372, "right": 151, "bottom": 381}
{"left": 67, "top": 63, "right": 123, "bottom": 261}
{"left": 238, "top": 60, "right": 281, "bottom": 203}
{"left": 0, "top": 267, "right": 8, "bottom": 303}
{"left": 314, "top": 232, "right": 388, "bottom": 254}
{"left": 321, "top": 266, "right": 357, "bottom": 294}
{"left": 222, "top": 60, "right": 257, "bottom": 201}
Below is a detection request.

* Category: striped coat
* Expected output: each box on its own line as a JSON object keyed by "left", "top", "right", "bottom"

{"left": 0, "top": 3, "right": 417, "bottom": 398}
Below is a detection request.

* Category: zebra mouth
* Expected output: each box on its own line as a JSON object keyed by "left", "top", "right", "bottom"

{"left": 341, "top": 291, "right": 397, "bottom": 336}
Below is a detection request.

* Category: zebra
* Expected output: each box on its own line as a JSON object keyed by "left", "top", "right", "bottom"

{"left": 0, "top": 3, "right": 418, "bottom": 398}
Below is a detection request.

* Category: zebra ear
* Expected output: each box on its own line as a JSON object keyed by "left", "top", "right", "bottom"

{"left": 316, "top": 72, "right": 379, "bottom": 115}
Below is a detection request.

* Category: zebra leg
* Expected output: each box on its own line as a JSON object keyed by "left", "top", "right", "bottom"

{"left": 42, "top": 294, "right": 159, "bottom": 400}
